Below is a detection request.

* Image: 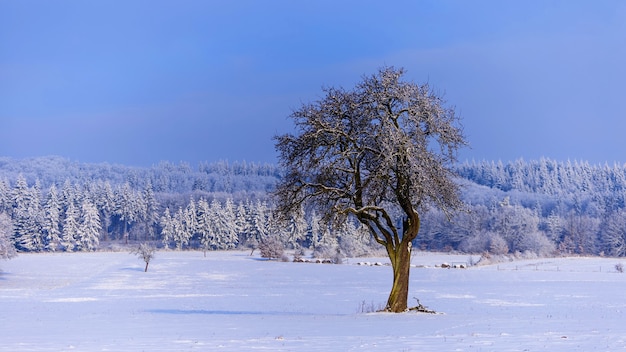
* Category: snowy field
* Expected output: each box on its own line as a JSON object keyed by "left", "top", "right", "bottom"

{"left": 1, "top": 251, "right": 626, "bottom": 351}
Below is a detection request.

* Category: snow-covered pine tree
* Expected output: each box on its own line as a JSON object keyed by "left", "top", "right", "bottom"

{"left": 114, "top": 182, "right": 139, "bottom": 243}
{"left": 79, "top": 199, "right": 101, "bottom": 251}
{"left": 160, "top": 207, "right": 175, "bottom": 249}
{"left": 183, "top": 198, "right": 198, "bottom": 242}
{"left": 196, "top": 198, "right": 216, "bottom": 254}
{"left": 252, "top": 200, "right": 271, "bottom": 243}
{"left": 43, "top": 185, "right": 62, "bottom": 251}
{"left": 282, "top": 204, "right": 307, "bottom": 249}
{"left": 0, "top": 179, "right": 10, "bottom": 214}
{"left": 0, "top": 212, "right": 17, "bottom": 259}
{"left": 11, "top": 175, "right": 44, "bottom": 251}
{"left": 61, "top": 201, "right": 80, "bottom": 251}
{"left": 211, "top": 199, "right": 238, "bottom": 249}
{"left": 308, "top": 210, "right": 323, "bottom": 250}
{"left": 600, "top": 210, "right": 626, "bottom": 256}
{"left": 94, "top": 181, "right": 115, "bottom": 241}
{"left": 142, "top": 182, "right": 159, "bottom": 241}
{"left": 235, "top": 201, "right": 253, "bottom": 249}
{"left": 222, "top": 198, "right": 240, "bottom": 247}
{"left": 173, "top": 207, "right": 191, "bottom": 250}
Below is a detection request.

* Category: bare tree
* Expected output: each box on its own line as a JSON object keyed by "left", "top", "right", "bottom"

{"left": 273, "top": 66, "right": 467, "bottom": 312}
{"left": 131, "top": 243, "right": 156, "bottom": 272}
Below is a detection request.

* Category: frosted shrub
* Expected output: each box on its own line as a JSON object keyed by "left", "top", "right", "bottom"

{"left": 516, "top": 231, "right": 555, "bottom": 257}
{"left": 312, "top": 244, "right": 336, "bottom": 259}
{"left": 616, "top": 263, "right": 624, "bottom": 273}
{"left": 488, "top": 234, "right": 509, "bottom": 255}
{"left": 331, "top": 248, "right": 345, "bottom": 264}
{"left": 459, "top": 231, "right": 490, "bottom": 254}
{"left": 259, "top": 237, "right": 284, "bottom": 260}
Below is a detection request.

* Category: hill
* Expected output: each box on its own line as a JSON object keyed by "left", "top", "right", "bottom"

{"left": 1, "top": 156, "right": 626, "bottom": 257}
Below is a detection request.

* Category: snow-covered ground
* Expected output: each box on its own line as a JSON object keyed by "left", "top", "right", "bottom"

{"left": 1, "top": 250, "right": 626, "bottom": 351}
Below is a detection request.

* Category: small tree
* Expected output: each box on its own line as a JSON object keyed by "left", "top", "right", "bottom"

{"left": 131, "top": 243, "right": 156, "bottom": 272}
{"left": 273, "top": 66, "right": 467, "bottom": 312}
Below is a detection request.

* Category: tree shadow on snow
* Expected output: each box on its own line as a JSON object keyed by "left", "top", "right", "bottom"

{"left": 146, "top": 308, "right": 317, "bottom": 316}
{"left": 120, "top": 267, "right": 144, "bottom": 272}
{"left": 0, "top": 270, "right": 12, "bottom": 281}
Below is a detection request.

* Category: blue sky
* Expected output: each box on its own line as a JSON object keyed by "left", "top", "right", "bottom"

{"left": 1, "top": 1, "right": 625, "bottom": 167}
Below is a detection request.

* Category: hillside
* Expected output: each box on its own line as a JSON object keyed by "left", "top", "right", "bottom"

{"left": 1, "top": 156, "right": 626, "bottom": 257}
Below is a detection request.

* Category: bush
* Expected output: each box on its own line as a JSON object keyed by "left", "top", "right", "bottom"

{"left": 616, "top": 263, "right": 624, "bottom": 273}
{"left": 515, "top": 231, "right": 555, "bottom": 257}
{"left": 258, "top": 237, "right": 284, "bottom": 260}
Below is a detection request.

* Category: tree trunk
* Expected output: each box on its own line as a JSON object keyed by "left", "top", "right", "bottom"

{"left": 144, "top": 262, "right": 149, "bottom": 272}
{"left": 385, "top": 210, "right": 420, "bottom": 313}
{"left": 386, "top": 239, "right": 412, "bottom": 312}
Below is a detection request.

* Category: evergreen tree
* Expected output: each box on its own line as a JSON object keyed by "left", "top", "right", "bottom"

{"left": 235, "top": 202, "right": 253, "bottom": 248}
{"left": 196, "top": 198, "right": 215, "bottom": 253}
{"left": 211, "top": 199, "right": 238, "bottom": 249}
{"left": 282, "top": 204, "right": 307, "bottom": 249}
{"left": 223, "top": 198, "right": 241, "bottom": 244}
{"left": 0, "top": 212, "right": 17, "bottom": 259}
{"left": 95, "top": 181, "right": 115, "bottom": 241}
{"left": 173, "top": 207, "right": 191, "bottom": 250}
{"left": 160, "top": 207, "right": 175, "bottom": 249}
{"left": 600, "top": 210, "right": 626, "bottom": 257}
{"left": 62, "top": 202, "right": 80, "bottom": 251}
{"left": 142, "top": 181, "right": 159, "bottom": 241}
{"left": 0, "top": 179, "right": 10, "bottom": 214}
{"left": 251, "top": 200, "right": 270, "bottom": 243}
{"left": 114, "top": 182, "right": 137, "bottom": 243}
{"left": 43, "top": 185, "right": 62, "bottom": 251}
{"left": 79, "top": 199, "right": 101, "bottom": 251}
{"left": 11, "top": 175, "right": 44, "bottom": 251}
{"left": 183, "top": 198, "right": 198, "bottom": 243}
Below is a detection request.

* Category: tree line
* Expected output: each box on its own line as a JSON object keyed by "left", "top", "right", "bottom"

{"left": 0, "top": 167, "right": 373, "bottom": 257}
{"left": 1, "top": 156, "right": 626, "bottom": 257}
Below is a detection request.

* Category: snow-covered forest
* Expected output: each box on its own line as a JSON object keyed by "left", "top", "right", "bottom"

{"left": 1, "top": 156, "right": 626, "bottom": 257}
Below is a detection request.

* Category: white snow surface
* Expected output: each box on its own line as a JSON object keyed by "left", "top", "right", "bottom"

{"left": 1, "top": 251, "right": 626, "bottom": 351}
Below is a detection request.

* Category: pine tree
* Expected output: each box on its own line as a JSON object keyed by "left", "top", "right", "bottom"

{"left": 12, "top": 175, "right": 44, "bottom": 251}
{"left": 95, "top": 181, "right": 115, "bottom": 241}
{"left": 220, "top": 198, "right": 239, "bottom": 248}
{"left": 282, "top": 204, "right": 307, "bottom": 249}
{"left": 0, "top": 212, "right": 17, "bottom": 259}
{"left": 160, "top": 207, "right": 175, "bottom": 249}
{"left": 43, "top": 185, "right": 62, "bottom": 251}
{"left": 235, "top": 202, "right": 253, "bottom": 248}
{"left": 142, "top": 182, "right": 159, "bottom": 241}
{"left": 196, "top": 198, "right": 215, "bottom": 254}
{"left": 211, "top": 199, "right": 238, "bottom": 249}
{"left": 183, "top": 198, "right": 198, "bottom": 241}
{"left": 309, "top": 210, "right": 323, "bottom": 249}
{"left": 173, "top": 207, "right": 191, "bottom": 250}
{"left": 0, "top": 179, "right": 10, "bottom": 214}
{"left": 251, "top": 200, "right": 271, "bottom": 243}
{"left": 79, "top": 199, "right": 101, "bottom": 251}
{"left": 114, "top": 182, "right": 137, "bottom": 243}
{"left": 62, "top": 202, "right": 80, "bottom": 251}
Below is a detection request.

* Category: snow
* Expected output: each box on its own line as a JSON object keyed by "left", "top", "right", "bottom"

{"left": 1, "top": 251, "right": 626, "bottom": 351}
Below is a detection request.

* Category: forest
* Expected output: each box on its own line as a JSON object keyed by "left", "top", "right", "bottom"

{"left": 1, "top": 156, "right": 626, "bottom": 258}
